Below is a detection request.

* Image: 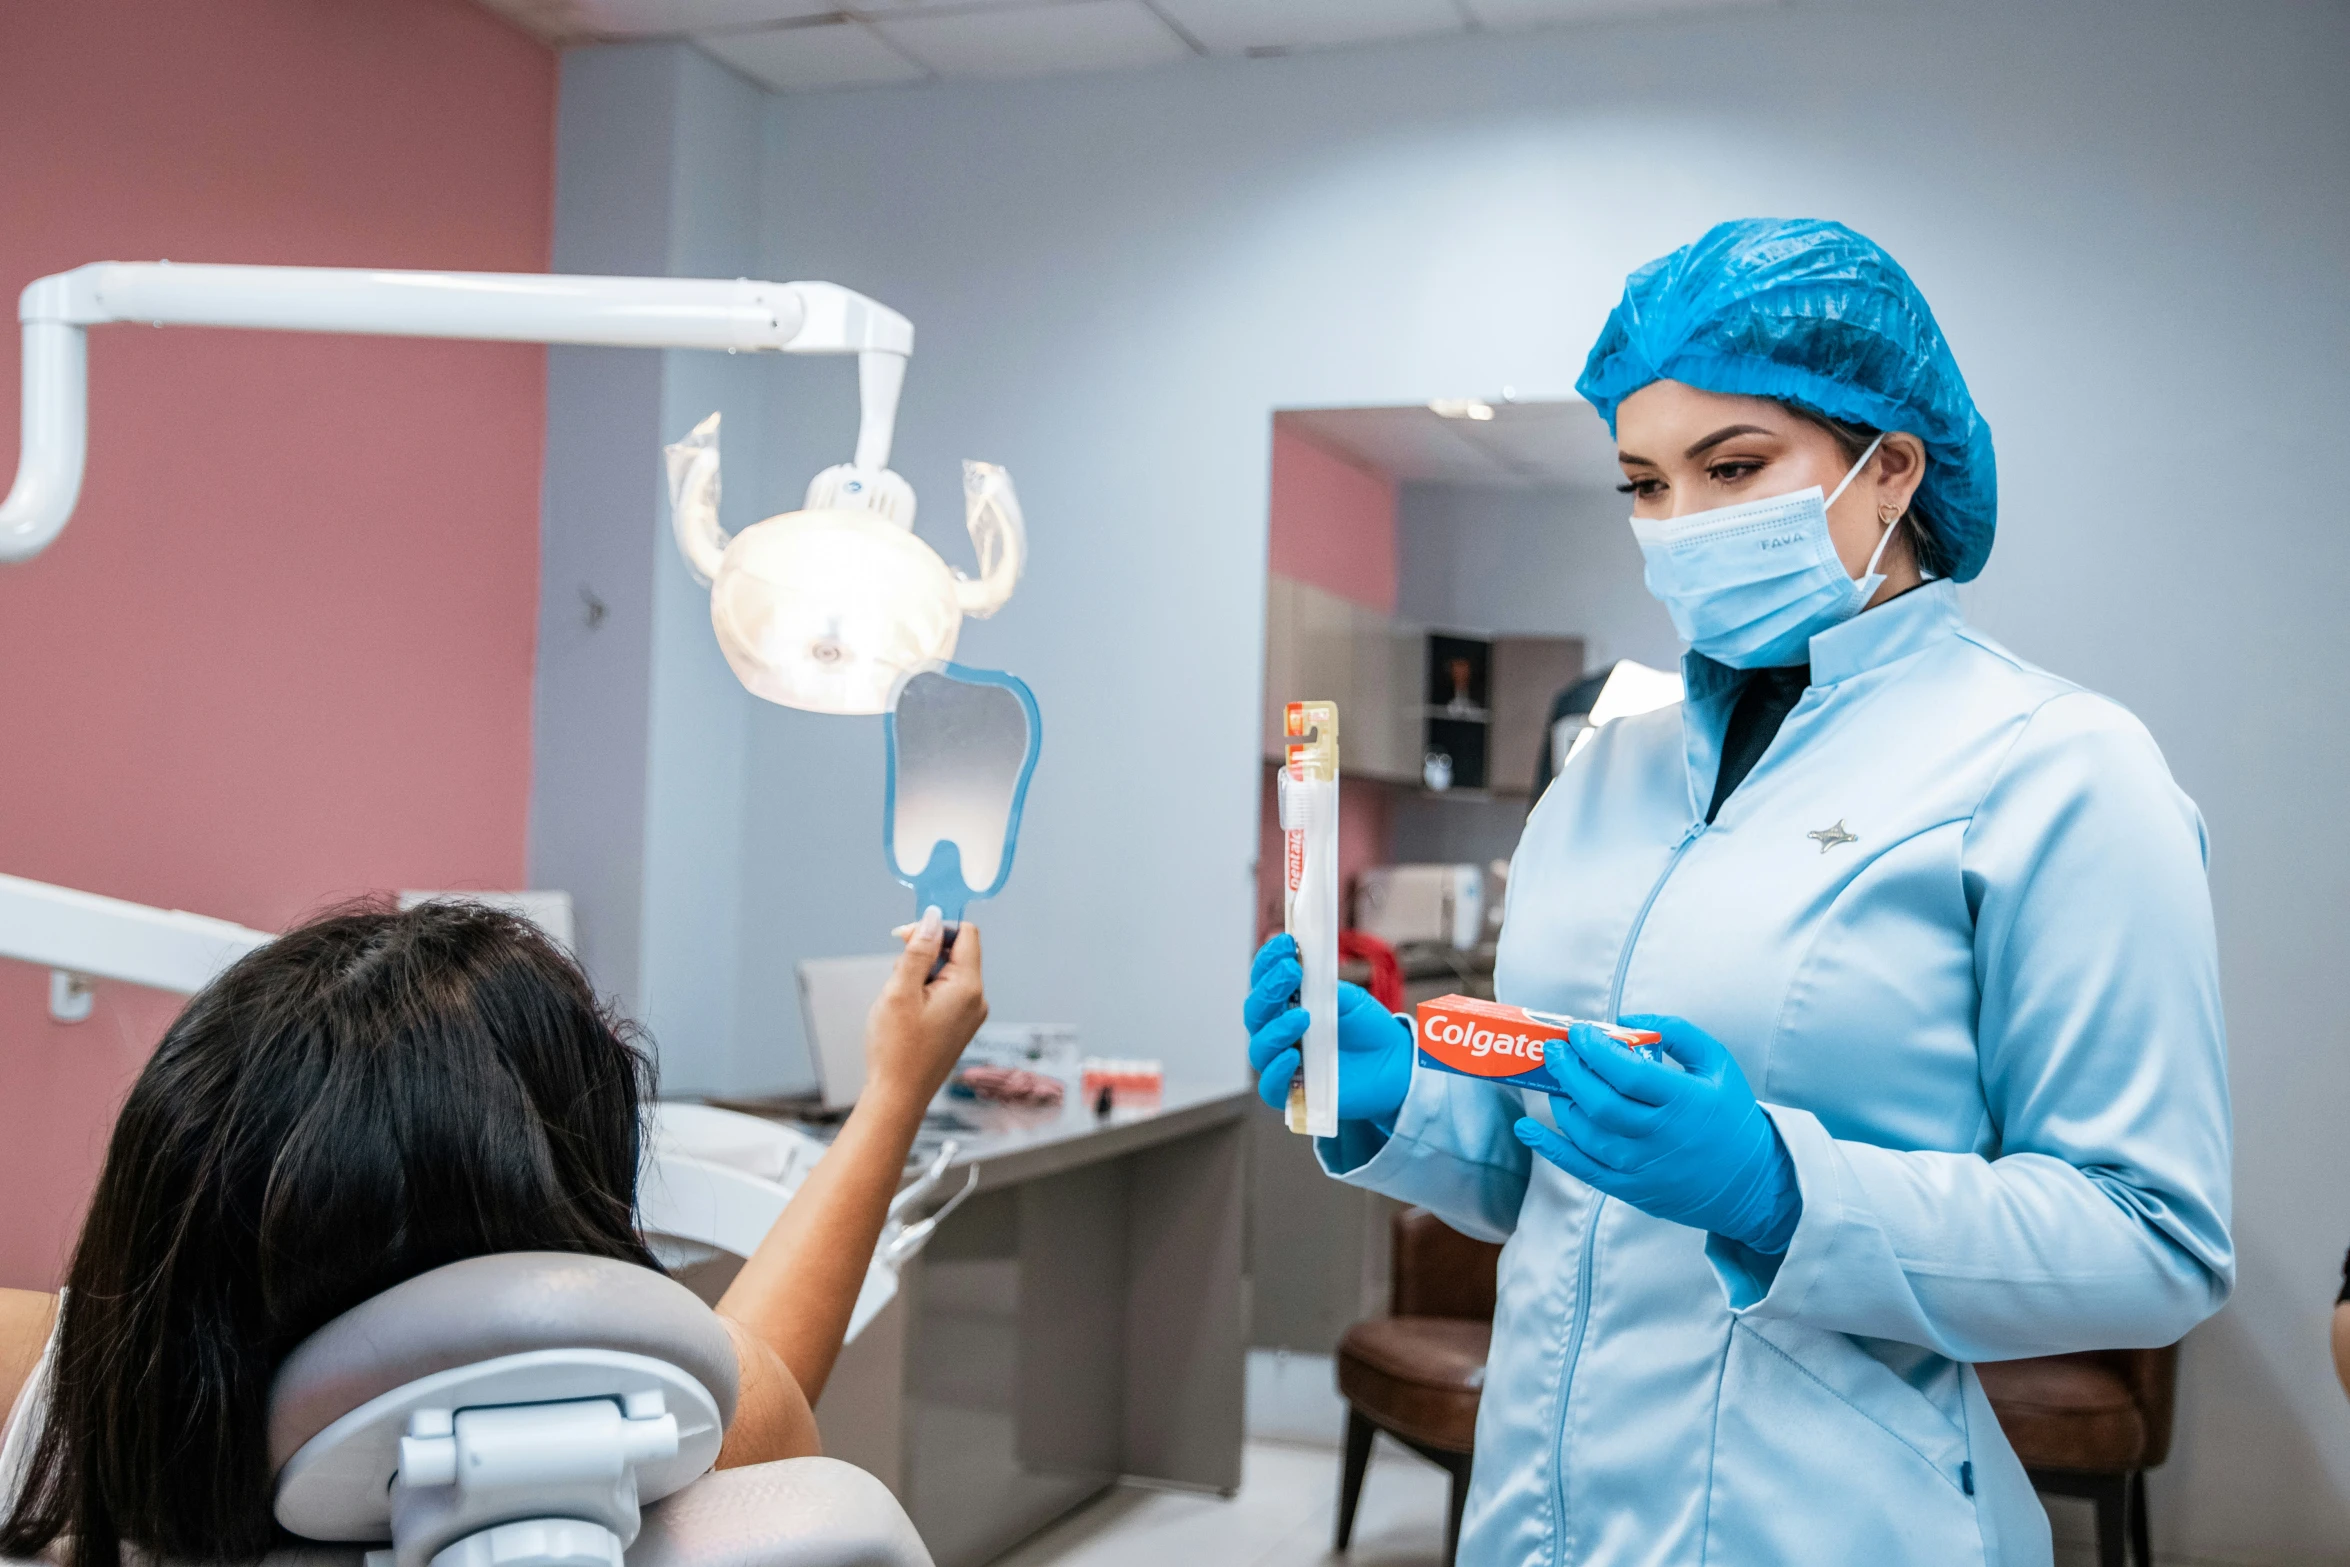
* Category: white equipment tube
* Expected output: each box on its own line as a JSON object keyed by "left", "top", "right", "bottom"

{"left": 0, "top": 263, "right": 914, "bottom": 563}
{"left": 0, "top": 870, "right": 272, "bottom": 1006}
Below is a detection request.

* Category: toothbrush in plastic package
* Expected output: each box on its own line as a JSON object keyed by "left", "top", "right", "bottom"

{"left": 1280, "top": 701, "right": 1340, "bottom": 1137}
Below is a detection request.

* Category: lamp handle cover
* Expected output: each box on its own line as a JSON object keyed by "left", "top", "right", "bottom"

{"left": 663, "top": 414, "right": 730, "bottom": 587}
{"left": 953, "top": 461, "right": 1026, "bottom": 619}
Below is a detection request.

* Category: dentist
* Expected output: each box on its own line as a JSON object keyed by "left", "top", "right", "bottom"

{"left": 1244, "top": 219, "right": 2232, "bottom": 1565}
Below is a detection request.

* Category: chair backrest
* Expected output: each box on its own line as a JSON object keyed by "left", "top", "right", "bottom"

{"left": 160, "top": 1459, "right": 933, "bottom": 1567}
{"left": 1389, "top": 1207, "right": 1502, "bottom": 1321}
{"left": 265, "top": 1252, "right": 931, "bottom": 1567}
{"left": 271, "top": 1252, "right": 740, "bottom": 1477}
{"left": 630, "top": 1457, "right": 931, "bottom": 1567}
{"left": 2102, "top": 1345, "right": 2180, "bottom": 1468}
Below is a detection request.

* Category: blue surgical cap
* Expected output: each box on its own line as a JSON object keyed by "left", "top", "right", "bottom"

{"left": 1576, "top": 218, "right": 1998, "bottom": 583}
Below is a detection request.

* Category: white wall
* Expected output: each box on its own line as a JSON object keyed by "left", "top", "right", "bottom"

{"left": 534, "top": 43, "right": 773, "bottom": 1090}
{"left": 1387, "top": 480, "right": 1668, "bottom": 864}
{"left": 720, "top": 4, "right": 2350, "bottom": 1557}
{"left": 1396, "top": 480, "right": 1678, "bottom": 672}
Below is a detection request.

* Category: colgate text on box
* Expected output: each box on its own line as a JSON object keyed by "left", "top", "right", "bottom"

{"left": 1414, "top": 994, "right": 1661, "bottom": 1093}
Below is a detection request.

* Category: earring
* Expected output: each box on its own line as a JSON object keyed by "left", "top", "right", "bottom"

{"left": 1879, "top": 502, "right": 1902, "bottom": 525}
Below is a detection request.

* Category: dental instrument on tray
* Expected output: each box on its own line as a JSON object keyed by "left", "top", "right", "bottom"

{"left": 950, "top": 1064, "right": 1065, "bottom": 1108}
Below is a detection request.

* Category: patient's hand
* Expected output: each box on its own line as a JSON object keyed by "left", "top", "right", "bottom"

{"left": 863, "top": 908, "right": 988, "bottom": 1117}
{"left": 713, "top": 908, "right": 990, "bottom": 1439}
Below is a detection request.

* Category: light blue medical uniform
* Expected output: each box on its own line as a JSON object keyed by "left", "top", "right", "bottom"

{"left": 1319, "top": 581, "right": 2233, "bottom": 1566}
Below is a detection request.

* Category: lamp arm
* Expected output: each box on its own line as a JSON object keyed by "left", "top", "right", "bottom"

{"left": 0, "top": 870, "right": 272, "bottom": 997}
{"left": 0, "top": 263, "right": 912, "bottom": 564}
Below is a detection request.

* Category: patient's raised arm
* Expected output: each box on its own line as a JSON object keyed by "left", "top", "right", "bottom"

{"left": 711, "top": 909, "right": 987, "bottom": 1466}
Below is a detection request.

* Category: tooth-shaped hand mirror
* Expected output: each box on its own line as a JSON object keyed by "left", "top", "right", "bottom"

{"left": 884, "top": 663, "right": 1042, "bottom": 929}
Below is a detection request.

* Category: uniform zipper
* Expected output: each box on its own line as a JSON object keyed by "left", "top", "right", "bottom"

{"left": 1549, "top": 818, "right": 1706, "bottom": 1567}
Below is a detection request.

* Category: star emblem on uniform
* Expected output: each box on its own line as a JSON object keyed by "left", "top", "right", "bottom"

{"left": 1807, "top": 820, "right": 1858, "bottom": 853}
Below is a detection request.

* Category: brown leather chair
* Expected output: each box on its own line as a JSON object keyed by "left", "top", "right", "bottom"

{"left": 1335, "top": 1207, "right": 1502, "bottom": 1566}
{"left": 1976, "top": 1345, "right": 2178, "bottom": 1567}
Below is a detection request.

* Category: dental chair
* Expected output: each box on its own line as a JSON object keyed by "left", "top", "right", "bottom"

{"left": 263, "top": 1252, "right": 930, "bottom": 1567}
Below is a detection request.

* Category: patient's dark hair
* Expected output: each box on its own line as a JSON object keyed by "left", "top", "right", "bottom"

{"left": 0, "top": 900, "right": 659, "bottom": 1567}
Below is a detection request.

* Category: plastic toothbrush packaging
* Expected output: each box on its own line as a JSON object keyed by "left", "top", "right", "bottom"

{"left": 1414, "top": 995, "right": 1664, "bottom": 1093}
{"left": 1280, "top": 701, "right": 1340, "bottom": 1137}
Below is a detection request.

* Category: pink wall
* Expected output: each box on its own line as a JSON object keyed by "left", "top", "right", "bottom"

{"left": 0, "top": 0, "right": 555, "bottom": 1287}
{"left": 1268, "top": 422, "right": 1398, "bottom": 615}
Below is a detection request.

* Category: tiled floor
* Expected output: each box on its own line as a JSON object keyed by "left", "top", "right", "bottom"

{"left": 987, "top": 1436, "right": 2113, "bottom": 1567}
{"left": 991, "top": 1438, "right": 1452, "bottom": 1567}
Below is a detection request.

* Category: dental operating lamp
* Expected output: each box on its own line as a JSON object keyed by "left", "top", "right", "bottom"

{"left": 0, "top": 259, "right": 1026, "bottom": 1018}
{"left": 0, "top": 260, "right": 917, "bottom": 563}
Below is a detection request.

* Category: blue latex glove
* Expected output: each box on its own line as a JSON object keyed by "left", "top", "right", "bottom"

{"left": 1243, "top": 933, "right": 1413, "bottom": 1127}
{"left": 1513, "top": 1013, "right": 1802, "bottom": 1254}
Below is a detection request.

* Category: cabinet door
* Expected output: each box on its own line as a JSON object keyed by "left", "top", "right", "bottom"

{"left": 1348, "top": 602, "right": 1399, "bottom": 783}
{"left": 1263, "top": 575, "right": 1297, "bottom": 761}
{"left": 1264, "top": 575, "right": 1421, "bottom": 782}
{"left": 1287, "top": 579, "right": 1357, "bottom": 736}
{"left": 1384, "top": 625, "right": 1427, "bottom": 783}
{"left": 1489, "top": 636, "right": 1586, "bottom": 797}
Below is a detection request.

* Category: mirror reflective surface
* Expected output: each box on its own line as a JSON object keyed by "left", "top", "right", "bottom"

{"left": 886, "top": 663, "right": 1041, "bottom": 922}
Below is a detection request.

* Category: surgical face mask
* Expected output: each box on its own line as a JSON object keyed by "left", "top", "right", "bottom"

{"left": 1630, "top": 434, "right": 1896, "bottom": 670}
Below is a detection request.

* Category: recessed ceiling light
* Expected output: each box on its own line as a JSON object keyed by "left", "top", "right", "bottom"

{"left": 1429, "top": 398, "right": 1496, "bottom": 421}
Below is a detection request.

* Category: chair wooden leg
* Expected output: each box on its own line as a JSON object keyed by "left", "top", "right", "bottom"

{"left": 2127, "top": 1470, "right": 2152, "bottom": 1567}
{"left": 1441, "top": 1452, "right": 1472, "bottom": 1567}
{"left": 1334, "top": 1408, "right": 1375, "bottom": 1552}
{"left": 2092, "top": 1473, "right": 2127, "bottom": 1567}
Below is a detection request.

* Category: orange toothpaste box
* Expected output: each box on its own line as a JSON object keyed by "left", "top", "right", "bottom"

{"left": 1413, "top": 994, "right": 1663, "bottom": 1093}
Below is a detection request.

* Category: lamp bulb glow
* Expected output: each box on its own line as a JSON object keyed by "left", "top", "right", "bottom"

{"left": 664, "top": 412, "right": 1025, "bottom": 716}
{"left": 710, "top": 508, "right": 963, "bottom": 716}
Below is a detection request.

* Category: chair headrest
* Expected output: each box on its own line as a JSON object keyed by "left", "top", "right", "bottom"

{"left": 269, "top": 1252, "right": 738, "bottom": 1474}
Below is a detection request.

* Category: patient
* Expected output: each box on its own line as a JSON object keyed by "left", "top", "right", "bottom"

{"left": 0, "top": 898, "right": 984, "bottom": 1567}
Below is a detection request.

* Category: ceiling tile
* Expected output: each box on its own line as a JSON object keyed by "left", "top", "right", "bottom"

{"left": 1449, "top": 402, "right": 1623, "bottom": 487}
{"left": 567, "top": 0, "right": 843, "bottom": 35}
{"left": 872, "top": 1, "right": 1196, "bottom": 81}
{"left": 698, "top": 20, "right": 930, "bottom": 90}
{"left": 1152, "top": 0, "right": 1465, "bottom": 56}
{"left": 1461, "top": 0, "right": 1777, "bottom": 29}
{"left": 1281, "top": 402, "right": 1619, "bottom": 490}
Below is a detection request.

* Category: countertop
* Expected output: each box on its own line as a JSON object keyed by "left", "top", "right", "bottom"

{"left": 704, "top": 1079, "right": 1253, "bottom": 1194}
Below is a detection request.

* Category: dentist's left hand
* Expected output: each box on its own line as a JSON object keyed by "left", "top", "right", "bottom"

{"left": 1243, "top": 933, "right": 1413, "bottom": 1124}
{"left": 1513, "top": 1013, "right": 1801, "bottom": 1254}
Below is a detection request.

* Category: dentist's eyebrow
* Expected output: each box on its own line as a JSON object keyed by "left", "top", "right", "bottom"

{"left": 1685, "top": 424, "right": 1774, "bottom": 458}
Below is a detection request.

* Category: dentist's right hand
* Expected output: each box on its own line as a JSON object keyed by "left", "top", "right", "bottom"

{"left": 1244, "top": 933, "right": 1414, "bottom": 1125}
